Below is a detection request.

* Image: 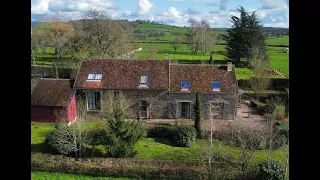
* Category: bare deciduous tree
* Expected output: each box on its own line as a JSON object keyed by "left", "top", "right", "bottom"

{"left": 78, "top": 9, "right": 136, "bottom": 59}
{"left": 40, "top": 15, "right": 73, "bottom": 64}
{"left": 230, "top": 121, "right": 268, "bottom": 171}
{"left": 47, "top": 98, "right": 90, "bottom": 159}
{"left": 247, "top": 54, "right": 271, "bottom": 99}
{"left": 187, "top": 19, "right": 216, "bottom": 55}
{"left": 101, "top": 90, "right": 136, "bottom": 120}
{"left": 171, "top": 38, "right": 182, "bottom": 52}
{"left": 146, "top": 42, "right": 159, "bottom": 59}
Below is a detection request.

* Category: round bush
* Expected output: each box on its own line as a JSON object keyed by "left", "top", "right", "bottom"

{"left": 148, "top": 124, "right": 175, "bottom": 138}
{"left": 268, "top": 133, "right": 287, "bottom": 150}
{"left": 172, "top": 125, "right": 197, "bottom": 147}
{"left": 258, "top": 160, "right": 285, "bottom": 180}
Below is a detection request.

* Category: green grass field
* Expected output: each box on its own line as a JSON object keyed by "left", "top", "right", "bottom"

{"left": 31, "top": 122, "right": 288, "bottom": 179}
{"left": 267, "top": 47, "right": 289, "bottom": 76}
{"left": 137, "top": 43, "right": 227, "bottom": 61}
{"left": 266, "top": 36, "right": 289, "bottom": 46}
{"left": 136, "top": 22, "right": 188, "bottom": 33}
{"left": 31, "top": 123, "right": 287, "bottom": 164}
{"left": 134, "top": 138, "right": 287, "bottom": 164}
{"left": 31, "top": 171, "right": 132, "bottom": 180}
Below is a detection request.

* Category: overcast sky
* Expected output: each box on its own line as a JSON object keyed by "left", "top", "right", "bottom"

{"left": 31, "top": 0, "right": 289, "bottom": 28}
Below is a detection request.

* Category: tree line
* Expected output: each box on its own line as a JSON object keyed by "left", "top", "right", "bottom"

{"left": 31, "top": 10, "right": 138, "bottom": 65}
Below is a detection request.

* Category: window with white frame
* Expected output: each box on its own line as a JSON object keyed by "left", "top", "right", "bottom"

{"left": 212, "top": 80, "right": 220, "bottom": 91}
{"left": 181, "top": 80, "right": 190, "bottom": 90}
{"left": 87, "top": 91, "right": 101, "bottom": 110}
{"left": 140, "top": 75, "right": 148, "bottom": 86}
{"left": 87, "top": 74, "right": 103, "bottom": 81}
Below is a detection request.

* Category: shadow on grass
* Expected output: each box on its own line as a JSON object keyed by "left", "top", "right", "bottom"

{"left": 35, "top": 57, "right": 73, "bottom": 62}
{"left": 31, "top": 143, "right": 47, "bottom": 153}
{"left": 153, "top": 138, "right": 176, "bottom": 146}
{"left": 31, "top": 143, "right": 106, "bottom": 158}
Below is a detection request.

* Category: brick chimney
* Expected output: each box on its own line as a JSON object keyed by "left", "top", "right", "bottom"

{"left": 227, "top": 62, "right": 232, "bottom": 71}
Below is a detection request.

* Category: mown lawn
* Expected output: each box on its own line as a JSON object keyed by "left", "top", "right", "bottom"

{"left": 267, "top": 46, "right": 289, "bottom": 76}
{"left": 134, "top": 138, "right": 287, "bottom": 164}
{"left": 31, "top": 123, "right": 287, "bottom": 165}
{"left": 31, "top": 171, "right": 132, "bottom": 180}
{"left": 266, "top": 36, "right": 289, "bottom": 46}
{"left": 235, "top": 68, "right": 255, "bottom": 80}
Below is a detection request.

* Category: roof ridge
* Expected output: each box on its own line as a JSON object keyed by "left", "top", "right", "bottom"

{"left": 40, "top": 78, "right": 71, "bottom": 80}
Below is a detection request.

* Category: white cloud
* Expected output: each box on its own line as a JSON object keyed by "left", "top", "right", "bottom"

{"left": 31, "top": 0, "right": 51, "bottom": 14}
{"left": 48, "top": 0, "right": 118, "bottom": 12}
{"left": 124, "top": 10, "right": 132, "bottom": 16}
{"left": 260, "top": 0, "right": 286, "bottom": 10}
{"left": 163, "top": 7, "right": 182, "bottom": 18}
{"left": 137, "top": 0, "right": 153, "bottom": 15}
{"left": 153, "top": 7, "right": 190, "bottom": 26}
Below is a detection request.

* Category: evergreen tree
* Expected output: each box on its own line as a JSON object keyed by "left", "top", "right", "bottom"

{"left": 104, "top": 101, "right": 146, "bottom": 158}
{"left": 194, "top": 92, "right": 202, "bottom": 138}
{"left": 223, "top": 6, "right": 267, "bottom": 64}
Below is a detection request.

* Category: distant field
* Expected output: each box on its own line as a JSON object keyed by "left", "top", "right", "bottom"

{"left": 144, "top": 35, "right": 181, "bottom": 42}
{"left": 266, "top": 36, "right": 289, "bottom": 46}
{"left": 267, "top": 46, "right": 289, "bottom": 76}
{"left": 137, "top": 43, "right": 227, "bottom": 61}
{"left": 136, "top": 23, "right": 188, "bottom": 33}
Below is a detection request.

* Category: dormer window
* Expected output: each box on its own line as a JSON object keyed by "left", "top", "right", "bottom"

{"left": 140, "top": 75, "right": 148, "bottom": 86}
{"left": 212, "top": 80, "right": 220, "bottom": 91}
{"left": 88, "top": 74, "right": 103, "bottom": 81}
{"left": 181, "top": 80, "right": 189, "bottom": 90}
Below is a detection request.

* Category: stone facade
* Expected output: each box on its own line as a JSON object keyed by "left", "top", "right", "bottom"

{"left": 77, "top": 89, "right": 237, "bottom": 120}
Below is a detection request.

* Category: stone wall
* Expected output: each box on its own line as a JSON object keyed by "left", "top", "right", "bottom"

{"left": 76, "top": 89, "right": 237, "bottom": 120}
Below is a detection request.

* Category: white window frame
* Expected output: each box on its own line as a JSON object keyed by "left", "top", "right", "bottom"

{"left": 87, "top": 73, "right": 103, "bottom": 81}
{"left": 140, "top": 75, "right": 148, "bottom": 86}
{"left": 86, "top": 91, "right": 101, "bottom": 110}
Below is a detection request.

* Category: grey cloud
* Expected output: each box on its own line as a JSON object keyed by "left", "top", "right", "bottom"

{"left": 186, "top": 8, "right": 201, "bottom": 14}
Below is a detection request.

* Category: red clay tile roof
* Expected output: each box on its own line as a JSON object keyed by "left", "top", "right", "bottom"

{"left": 169, "top": 64, "right": 238, "bottom": 94}
{"left": 31, "top": 77, "right": 41, "bottom": 94}
{"left": 74, "top": 59, "right": 169, "bottom": 90}
{"left": 31, "top": 78, "right": 75, "bottom": 106}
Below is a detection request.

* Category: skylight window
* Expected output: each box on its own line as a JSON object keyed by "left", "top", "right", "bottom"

{"left": 140, "top": 75, "right": 148, "bottom": 86}
{"left": 88, "top": 74, "right": 103, "bottom": 81}
{"left": 212, "top": 81, "right": 220, "bottom": 91}
{"left": 181, "top": 80, "right": 189, "bottom": 90}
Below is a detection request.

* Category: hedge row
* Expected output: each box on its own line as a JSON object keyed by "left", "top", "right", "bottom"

{"left": 31, "top": 153, "right": 208, "bottom": 179}
{"left": 148, "top": 124, "right": 197, "bottom": 147}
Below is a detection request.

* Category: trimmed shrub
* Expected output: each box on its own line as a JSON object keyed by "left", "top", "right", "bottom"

{"left": 148, "top": 124, "right": 175, "bottom": 138}
{"left": 31, "top": 153, "right": 207, "bottom": 179}
{"left": 172, "top": 125, "right": 197, "bottom": 147}
{"left": 275, "top": 121, "right": 289, "bottom": 139}
{"left": 258, "top": 160, "right": 285, "bottom": 180}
